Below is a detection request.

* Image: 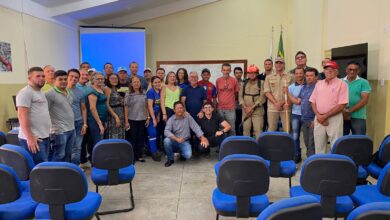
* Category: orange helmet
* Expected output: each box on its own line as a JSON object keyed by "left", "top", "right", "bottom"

{"left": 247, "top": 64, "right": 259, "bottom": 73}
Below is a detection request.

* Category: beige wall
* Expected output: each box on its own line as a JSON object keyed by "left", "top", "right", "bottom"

{"left": 0, "top": 6, "right": 79, "bottom": 132}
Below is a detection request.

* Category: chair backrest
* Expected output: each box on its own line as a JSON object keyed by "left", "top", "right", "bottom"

{"left": 331, "top": 135, "right": 373, "bottom": 166}
{"left": 218, "top": 136, "right": 260, "bottom": 161}
{"left": 217, "top": 154, "right": 269, "bottom": 218}
{"left": 257, "top": 195, "right": 322, "bottom": 220}
{"left": 30, "top": 162, "right": 88, "bottom": 219}
{"left": 0, "top": 164, "right": 21, "bottom": 204}
{"left": 377, "top": 162, "right": 390, "bottom": 196}
{"left": 257, "top": 132, "right": 295, "bottom": 176}
{"left": 0, "top": 144, "right": 35, "bottom": 181}
{"left": 300, "top": 154, "right": 357, "bottom": 217}
{"left": 346, "top": 202, "right": 390, "bottom": 220}
{"left": 0, "top": 131, "right": 6, "bottom": 146}
{"left": 379, "top": 135, "right": 390, "bottom": 163}
{"left": 6, "top": 129, "right": 20, "bottom": 146}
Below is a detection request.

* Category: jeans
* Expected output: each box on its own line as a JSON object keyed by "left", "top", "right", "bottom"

{"left": 218, "top": 109, "right": 236, "bottom": 136}
{"left": 19, "top": 137, "right": 50, "bottom": 164}
{"left": 129, "top": 120, "right": 146, "bottom": 160}
{"left": 164, "top": 138, "right": 192, "bottom": 161}
{"left": 235, "top": 109, "right": 243, "bottom": 135}
{"left": 80, "top": 127, "right": 92, "bottom": 164}
{"left": 88, "top": 118, "right": 104, "bottom": 150}
{"left": 51, "top": 130, "right": 75, "bottom": 162}
{"left": 301, "top": 120, "right": 315, "bottom": 157}
{"left": 291, "top": 114, "right": 302, "bottom": 157}
{"left": 343, "top": 118, "right": 367, "bottom": 135}
{"left": 72, "top": 120, "right": 83, "bottom": 165}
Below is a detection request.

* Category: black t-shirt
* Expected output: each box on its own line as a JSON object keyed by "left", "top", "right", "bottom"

{"left": 197, "top": 113, "right": 224, "bottom": 137}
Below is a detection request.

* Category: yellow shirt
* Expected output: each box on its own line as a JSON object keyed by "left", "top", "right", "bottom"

{"left": 42, "top": 82, "right": 53, "bottom": 93}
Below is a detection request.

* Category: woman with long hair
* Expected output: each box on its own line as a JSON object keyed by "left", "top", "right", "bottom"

{"left": 124, "top": 76, "right": 149, "bottom": 162}
{"left": 104, "top": 74, "right": 125, "bottom": 139}
{"left": 176, "top": 68, "right": 189, "bottom": 89}
{"left": 161, "top": 71, "right": 181, "bottom": 121}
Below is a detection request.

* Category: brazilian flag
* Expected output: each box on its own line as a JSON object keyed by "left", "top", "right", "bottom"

{"left": 277, "top": 31, "right": 284, "bottom": 59}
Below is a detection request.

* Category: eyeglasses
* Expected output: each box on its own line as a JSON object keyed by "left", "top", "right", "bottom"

{"left": 96, "top": 78, "right": 104, "bottom": 81}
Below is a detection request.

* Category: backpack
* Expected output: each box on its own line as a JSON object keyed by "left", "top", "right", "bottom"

{"left": 242, "top": 76, "right": 262, "bottom": 102}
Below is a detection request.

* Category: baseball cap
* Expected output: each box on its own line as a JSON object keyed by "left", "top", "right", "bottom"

{"left": 247, "top": 64, "right": 259, "bottom": 73}
{"left": 87, "top": 68, "right": 96, "bottom": 73}
{"left": 117, "top": 66, "right": 127, "bottom": 72}
{"left": 144, "top": 67, "right": 152, "bottom": 73}
{"left": 323, "top": 61, "right": 339, "bottom": 69}
{"left": 275, "top": 57, "right": 285, "bottom": 63}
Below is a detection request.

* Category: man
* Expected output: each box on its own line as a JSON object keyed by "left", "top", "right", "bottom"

{"left": 239, "top": 64, "right": 266, "bottom": 138}
{"left": 17, "top": 67, "right": 51, "bottom": 164}
{"left": 286, "top": 67, "right": 305, "bottom": 162}
{"left": 288, "top": 68, "right": 319, "bottom": 158}
{"left": 197, "top": 102, "right": 231, "bottom": 153}
{"left": 343, "top": 61, "right": 371, "bottom": 135}
{"left": 216, "top": 63, "right": 239, "bottom": 136}
{"left": 79, "top": 62, "right": 91, "bottom": 71}
{"left": 198, "top": 68, "right": 217, "bottom": 105}
{"left": 310, "top": 60, "right": 349, "bottom": 154}
{"left": 67, "top": 69, "right": 87, "bottom": 165}
{"left": 164, "top": 101, "right": 209, "bottom": 167}
{"left": 46, "top": 70, "right": 76, "bottom": 162}
{"left": 319, "top": 58, "right": 331, "bottom": 80}
{"left": 42, "top": 65, "right": 55, "bottom": 92}
{"left": 144, "top": 67, "right": 153, "bottom": 88}
{"left": 103, "top": 62, "right": 114, "bottom": 84}
{"left": 264, "top": 57, "right": 294, "bottom": 132}
{"left": 117, "top": 66, "right": 129, "bottom": 96}
{"left": 129, "top": 61, "right": 148, "bottom": 91}
{"left": 289, "top": 51, "right": 313, "bottom": 74}
{"left": 181, "top": 72, "right": 207, "bottom": 119}
{"left": 156, "top": 67, "right": 166, "bottom": 81}
{"left": 259, "top": 58, "right": 274, "bottom": 131}
{"left": 234, "top": 67, "right": 244, "bottom": 135}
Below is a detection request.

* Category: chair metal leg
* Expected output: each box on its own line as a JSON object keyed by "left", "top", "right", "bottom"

{"left": 97, "top": 182, "right": 135, "bottom": 215}
{"left": 216, "top": 213, "right": 219, "bottom": 220}
{"left": 289, "top": 177, "right": 292, "bottom": 189}
{"left": 95, "top": 213, "right": 100, "bottom": 220}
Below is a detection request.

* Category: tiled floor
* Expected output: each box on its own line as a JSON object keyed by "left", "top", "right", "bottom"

{"left": 85, "top": 149, "right": 376, "bottom": 220}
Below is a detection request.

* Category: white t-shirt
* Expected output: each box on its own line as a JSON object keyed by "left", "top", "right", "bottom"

{"left": 16, "top": 85, "right": 51, "bottom": 139}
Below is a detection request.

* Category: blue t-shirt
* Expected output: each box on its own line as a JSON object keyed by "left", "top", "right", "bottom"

{"left": 69, "top": 87, "right": 85, "bottom": 121}
{"left": 298, "top": 83, "right": 316, "bottom": 121}
{"left": 181, "top": 85, "right": 206, "bottom": 118}
{"left": 178, "top": 82, "right": 189, "bottom": 90}
{"left": 76, "top": 83, "right": 92, "bottom": 96}
{"left": 146, "top": 88, "right": 161, "bottom": 117}
{"left": 288, "top": 82, "right": 304, "bottom": 115}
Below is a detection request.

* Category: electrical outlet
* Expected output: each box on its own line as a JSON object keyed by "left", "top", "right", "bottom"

{"left": 380, "top": 78, "right": 385, "bottom": 86}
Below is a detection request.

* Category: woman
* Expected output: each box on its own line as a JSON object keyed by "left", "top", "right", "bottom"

{"left": 124, "top": 76, "right": 149, "bottom": 162}
{"left": 161, "top": 71, "right": 181, "bottom": 121}
{"left": 86, "top": 72, "right": 108, "bottom": 149}
{"left": 104, "top": 74, "right": 125, "bottom": 139}
{"left": 146, "top": 76, "right": 164, "bottom": 161}
{"left": 176, "top": 68, "right": 189, "bottom": 89}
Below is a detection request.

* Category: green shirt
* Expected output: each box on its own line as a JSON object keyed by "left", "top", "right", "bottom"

{"left": 343, "top": 76, "right": 371, "bottom": 119}
{"left": 42, "top": 82, "right": 53, "bottom": 92}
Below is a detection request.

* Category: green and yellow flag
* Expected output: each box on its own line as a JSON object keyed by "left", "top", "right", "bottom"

{"left": 277, "top": 30, "right": 284, "bottom": 59}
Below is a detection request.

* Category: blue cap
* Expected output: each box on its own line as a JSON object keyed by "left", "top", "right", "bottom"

{"left": 117, "top": 66, "right": 127, "bottom": 72}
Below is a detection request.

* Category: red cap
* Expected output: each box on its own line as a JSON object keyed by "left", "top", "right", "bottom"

{"left": 247, "top": 64, "right": 259, "bottom": 73}
{"left": 323, "top": 61, "right": 339, "bottom": 69}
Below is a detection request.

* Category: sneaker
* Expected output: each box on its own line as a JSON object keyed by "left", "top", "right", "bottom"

{"left": 80, "top": 161, "right": 91, "bottom": 169}
{"left": 152, "top": 152, "right": 162, "bottom": 162}
{"left": 179, "top": 156, "right": 187, "bottom": 161}
{"left": 165, "top": 160, "right": 174, "bottom": 167}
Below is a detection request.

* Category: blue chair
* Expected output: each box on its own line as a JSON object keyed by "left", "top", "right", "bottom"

{"left": 6, "top": 130, "right": 20, "bottom": 146}
{"left": 91, "top": 139, "right": 135, "bottom": 215}
{"left": 290, "top": 154, "right": 357, "bottom": 218}
{"left": 367, "top": 135, "right": 390, "bottom": 179}
{"left": 0, "top": 144, "right": 35, "bottom": 191}
{"left": 30, "top": 162, "right": 101, "bottom": 220}
{"left": 351, "top": 162, "right": 390, "bottom": 205}
{"left": 346, "top": 202, "right": 390, "bottom": 220}
{"left": 214, "top": 136, "right": 260, "bottom": 175}
{"left": 331, "top": 135, "right": 373, "bottom": 184}
{"left": 0, "top": 164, "right": 37, "bottom": 220}
{"left": 0, "top": 131, "right": 6, "bottom": 146}
{"left": 257, "top": 132, "right": 297, "bottom": 188}
{"left": 212, "top": 154, "right": 270, "bottom": 219}
{"left": 257, "top": 195, "right": 322, "bottom": 220}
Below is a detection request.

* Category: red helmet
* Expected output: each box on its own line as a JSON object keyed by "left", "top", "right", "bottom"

{"left": 247, "top": 64, "right": 259, "bottom": 73}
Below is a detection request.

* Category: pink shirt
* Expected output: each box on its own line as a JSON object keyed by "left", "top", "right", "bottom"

{"left": 309, "top": 77, "right": 349, "bottom": 114}
{"left": 216, "top": 76, "right": 239, "bottom": 110}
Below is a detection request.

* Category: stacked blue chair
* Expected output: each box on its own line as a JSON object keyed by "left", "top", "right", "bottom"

{"left": 257, "top": 195, "right": 322, "bottom": 220}
{"left": 6, "top": 129, "right": 20, "bottom": 146}
{"left": 214, "top": 136, "right": 260, "bottom": 175}
{"left": 91, "top": 139, "right": 135, "bottom": 215}
{"left": 0, "top": 164, "right": 37, "bottom": 220}
{"left": 212, "top": 154, "right": 270, "bottom": 219}
{"left": 0, "top": 131, "right": 6, "bottom": 146}
{"left": 290, "top": 154, "right": 357, "bottom": 218}
{"left": 331, "top": 135, "right": 373, "bottom": 184}
{"left": 257, "top": 132, "right": 297, "bottom": 188}
{"left": 366, "top": 135, "right": 390, "bottom": 179}
{"left": 351, "top": 163, "right": 390, "bottom": 205}
{"left": 346, "top": 202, "right": 390, "bottom": 220}
{"left": 0, "top": 144, "right": 35, "bottom": 191}
{"left": 30, "top": 162, "right": 102, "bottom": 220}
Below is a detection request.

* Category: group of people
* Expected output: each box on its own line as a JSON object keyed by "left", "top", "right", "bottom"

{"left": 15, "top": 50, "right": 371, "bottom": 168}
